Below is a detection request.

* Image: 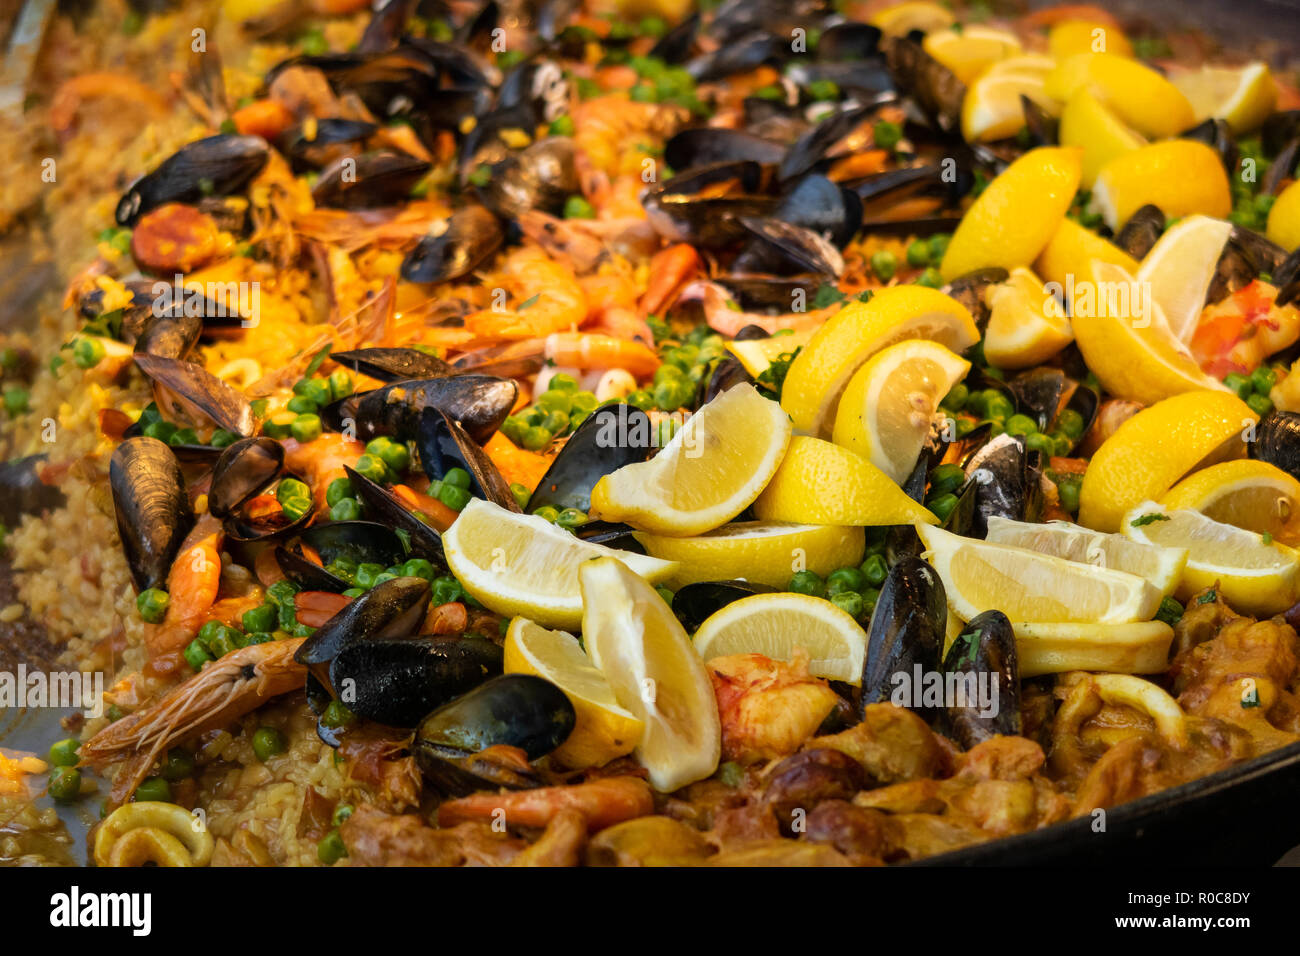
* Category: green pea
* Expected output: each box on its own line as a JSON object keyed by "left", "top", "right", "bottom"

{"left": 928, "top": 234, "right": 950, "bottom": 261}
{"left": 267, "top": 579, "right": 298, "bottom": 605}
{"left": 928, "top": 463, "right": 966, "bottom": 499}
{"left": 290, "top": 414, "right": 322, "bottom": 443}
{"left": 789, "top": 570, "right": 826, "bottom": 598}
{"left": 1056, "top": 408, "right": 1086, "bottom": 440}
{"left": 532, "top": 505, "right": 560, "bottom": 523}
{"left": 985, "top": 393, "right": 1015, "bottom": 421}
{"left": 826, "top": 566, "right": 866, "bottom": 595}
{"left": 830, "top": 591, "right": 864, "bottom": 618}
{"left": 510, "top": 482, "right": 531, "bottom": 509}
{"left": 548, "top": 114, "right": 575, "bottom": 136}
{"left": 262, "top": 411, "right": 297, "bottom": 438}
{"left": 873, "top": 120, "right": 902, "bottom": 150}
{"left": 807, "top": 78, "right": 840, "bottom": 101}
{"left": 571, "top": 391, "right": 599, "bottom": 414}
{"left": 209, "top": 626, "right": 240, "bottom": 659}
{"left": 522, "top": 425, "right": 552, "bottom": 451}
{"left": 352, "top": 453, "right": 389, "bottom": 484}
{"left": 244, "top": 631, "right": 274, "bottom": 645}
{"left": 916, "top": 267, "right": 944, "bottom": 288}
{"left": 135, "top": 587, "right": 170, "bottom": 623}
{"left": 501, "top": 415, "right": 527, "bottom": 445}
{"left": 332, "top": 803, "right": 355, "bottom": 827}
{"left": 49, "top": 767, "right": 83, "bottom": 803}
{"left": 1057, "top": 478, "right": 1081, "bottom": 513}
{"left": 209, "top": 429, "right": 238, "bottom": 448}
{"left": 325, "top": 477, "right": 354, "bottom": 507}
{"left": 252, "top": 727, "right": 287, "bottom": 762}
{"left": 286, "top": 394, "right": 319, "bottom": 415}
{"left": 442, "top": 467, "right": 472, "bottom": 490}
{"left": 548, "top": 372, "right": 579, "bottom": 392}
{"left": 353, "top": 563, "right": 385, "bottom": 590}
{"left": 1223, "top": 372, "right": 1251, "bottom": 399}
{"left": 655, "top": 586, "right": 674, "bottom": 607}
{"left": 293, "top": 377, "right": 331, "bottom": 407}
{"left": 1005, "top": 414, "right": 1038, "bottom": 437}
{"left": 133, "top": 776, "right": 171, "bottom": 803}
{"left": 48, "top": 738, "right": 80, "bottom": 767}
{"left": 142, "top": 420, "right": 177, "bottom": 442}
{"left": 160, "top": 747, "right": 195, "bottom": 781}
{"left": 940, "top": 383, "right": 968, "bottom": 412}
{"left": 1025, "top": 431, "right": 1056, "bottom": 457}
{"left": 321, "top": 699, "right": 357, "bottom": 729}
{"left": 906, "top": 239, "right": 931, "bottom": 267}
{"left": 627, "top": 389, "right": 655, "bottom": 411}
{"left": 330, "top": 498, "right": 362, "bottom": 521}
{"left": 1246, "top": 393, "right": 1274, "bottom": 417}
{"left": 402, "top": 558, "right": 435, "bottom": 581}
{"left": 317, "top": 829, "right": 348, "bottom": 865}
{"left": 438, "top": 483, "right": 472, "bottom": 511}
{"left": 870, "top": 250, "right": 897, "bottom": 281}
{"left": 73, "top": 336, "right": 106, "bottom": 369}
{"left": 653, "top": 364, "right": 682, "bottom": 384}
{"left": 927, "top": 492, "right": 959, "bottom": 523}
{"left": 542, "top": 409, "right": 570, "bottom": 434}
{"left": 556, "top": 508, "right": 587, "bottom": 528}
{"left": 184, "top": 638, "right": 213, "bottom": 672}
{"left": 276, "top": 478, "right": 311, "bottom": 507}
{"left": 861, "top": 587, "right": 880, "bottom": 615}
{"left": 328, "top": 369, "right": 354, "bottom": 401}
{"left": 564, "top": 195, "right": 596, "bottom": 219}
{"left": 242, "top": 604, "right": 277, "bottom": 635}
{"left": 860, "top": 553, "right": 888, "bottom": 588}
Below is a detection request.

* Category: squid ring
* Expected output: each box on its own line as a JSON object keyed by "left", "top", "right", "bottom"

{"left": 94, "top": 801, "right": 214, "bottom": 867}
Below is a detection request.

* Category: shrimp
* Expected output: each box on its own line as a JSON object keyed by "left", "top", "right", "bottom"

{"left": 50, "top": 72, "right": 169, "bottom": 135}
{"left": 147, "top": 516, "right": 223, "bottom": 659}
{"left": 465, "top": 247, "right": 588, "bottom": 340}
{"left": 517, "top": 210, "right": 608, "bottom": 273}
{"left": 81, "top": 638, "right": 308, "bottom": 807}
{"left": 680, "top": 280, "right": 835, "bottom": 338}
{"left": 436, "top": 776, "right": 655, "bottom": 833}
{"left": 544, "top": 332, "right": 660, "bottom": 377}
{"left": 639, "top": 243, "right": 702, "bottom": 316}
{"left": 283, "top": 433, "right": 366, "bottom": 506}
{"left": 1191, "top": 280, "right": 1300, "bottom": 378}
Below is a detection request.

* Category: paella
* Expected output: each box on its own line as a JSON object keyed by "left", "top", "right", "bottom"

{"left": 2, "top": 0, "right": 1300, "bottom": 868}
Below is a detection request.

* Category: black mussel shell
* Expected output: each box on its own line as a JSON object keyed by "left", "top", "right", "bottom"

{"left": 859, "top": 557, "right": 946, "bottom": 719}
{"left": 344, "top": 465, "right": 448, "bottom": 566}
{"left": 883, "top": 35, "right": 964, "bottom": 134}
{"left": 526, "top": 404, "right": 655, "bottom": 513}
{"left": 299, "top": 520, "right": 407, "bottom": 572}
{"left": 417, "top": 407, "right": 520, "bottom": 511}
{"left": 1115, "top": 204, "right": 1165, "bottom": 259}
{"left": 673, "top": 580, "right": 777, "bottom": 633}
{"left": 331, "top": 635, "right": 504, "bottom": 728}
{"left": 312, "top": 151, "right": 431, "bottom": 210}
{"left": 277, "top": 118, "right": 378, "bottom": 170}
{"left": 816, "top": 21, "right": 882, "bottom": 60}
{"left": 774, "top": 174, "right": 863, "bottom": 248}
{"left": 133, "top": 309, "right": 202, "bottom": 360}
{"left": 476, "top": 137, "right": 578, "bottom": 219}
{"left": 414, "top": 674, "right": 575, "bottom": 761}
{"left": 787, "top": 59, "right": 894, "bottom": 97}
{"left": 686, "top": 30, "right": 785, "bottom": 84}
{"left": 276, "top": 545, "right": 352, "bottom": 593}
{"left": 116, "top": 134, "right": 269, "bottom": 226}
{"left": 401, "top": 204, "right": 504, "bottom": 284}
{"left": 1181, "top": 117, "right": 1237, "bottom": 174}
{"left": 701, "top": 356, "right": 754, "bottom": 406}
{"left": 644, "top": 192, "right": 777, "bottom": 248}
{"left": 715, "top": 277, "right": 818, "bottom": 313}
{"left": 779, "top": 104, "right": 874, "bottom": 182}
{"left": 330, "top": 347, "right": 454, "bottom": 383}
{"left": 943, "top": 268, "right": 1008, "bottom": 327}
{"left": 941, "top": 609, "right": 1020, "bottom": 749}
{"left": 664, "top": 128, "right": 786, "bottom": 171}
{"left": 295, "top": 575, "right": 431, "bottom": 680}
{"left": 109, "top": 437, "right": 195, "bottom": 593}
{"left": 207, "top": 437, "right": 283, "bottom": 519}
{"left": 1021, "top": 94, "right": 1059, "bottom": 146}
{"left": 133, "top": 353, "right": 255, "bottom": 437}
{"left": 1250, "top": 411, "right": 1300, "bottom": 483}
{"left": 649, "top": 11, "right": 700, "bottom": 63}
{"left": 351, "top": 375, "right": 517, "bottom": 445}
{"left": 734, "top": 216, "right": 845, "bottom": 277}
{"left": 884, "top": 455, "right": 929, "bottom": 565}
{"left": 224, "top": 473, "right": 314, "bottom": 543}
{"left": 963, "top": 433, "right": 1039, "bottom": 536}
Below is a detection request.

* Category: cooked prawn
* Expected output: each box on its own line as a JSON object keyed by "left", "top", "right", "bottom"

{"left": 544, "top": 331, "right": 660, "bottom": 377}
{"left": 283, "top": 433, "right": 366, "bottom": 505}
{"left": 147, "top": 516, "right": 223, "bottom": 659}
{"left": 465, "top": 247, "right": 588, "bottom": 340}
{"left": 1191, "top": 280, "right": 1300, "bottom": 378}
{"left": 81, "top": 638, "right": 307, "bottom": 807}
{"left": 640, "top": 243, "right": 702, "bottom": 316}
{"left": 436, "top": 775, "right": 655, "bottom": 833}
{"left": 680, "top": 280, "right": 834, "bottom": 338}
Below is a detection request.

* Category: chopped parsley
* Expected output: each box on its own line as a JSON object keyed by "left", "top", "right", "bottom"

{"left": 1130, "top": 512, "right": 1171, "bottom": 528}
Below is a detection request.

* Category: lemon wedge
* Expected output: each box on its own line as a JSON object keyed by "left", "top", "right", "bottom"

{"left": 924, "top": 25, "right": 1022, "bottom": 84}
{"left": 961, "top": 54, "right": 1059, "bottom": 143}
{"left": 780, "top": 285, "right": 977, "bottom": 437}
{"left": 1047, "top": 19, "right": 1134, "bottom": 59}
{"left": 1089, "top": 140, "right": 1232, "bottom": 232}
{"left": 590, "top": 382, "right": 791, "bottom": 536}
{"left": 870, "top": 1, "right": 954, "bottom": 36}
{"left": 725, "top": 331, "right": 813, "bottom": 379}
{"left": 1013, "top": 621, "right": 1173, "bottom": 678}
{"left": 1122, "top": 501, "right": 1300, "bottom": 616}
{"left": 443, "top": 498, "right": 677, "bottom": 629}
{"left": 634, "top": 521, "right": 865, "bottom": 591}
{"left": 504, "top": 618, "right": 645, "bottom": 769}
{"left": 692, "top": 592, "right": 868, "bottom": 684}
{"left": 1159, "top": 459, "right": 1300, "bottom": 545}
{"left": 1078, "top": 389, "right": 1256, "bottom": 533}
{"left": 1033, "top": 218, "right": 1140, "bottom": 303}
{"left": 579, "top": 557, "right": 720, "bottom": 792}
{"left": 982, "top": 266, "right": 1075, "bottom": 369}
{"left": 831, "top": 339, "right": 970, "bottom": 484}
{"left": 1058, "top": 88, "right": 1145, "bottom": 189}
{"left": 918, "top": 524, "right": 1163, "bottom": 624}
{"left": 1171, "top": 62, "right": 1277, "bottom": 133}
{"left": 984, "top": 515, "right": 1187, "bottom": 596}
{"left": 1267, "top": 180, "right": 1300, "bottom": 253}
{"left": 1136, "top": 215, "right": 1234, "bottom": 344}
{"left": 1045, "top": 52, "right": 1196, "bottom": 139}
{"left": 754, "top": 436, "right": 939, "bottom": 527}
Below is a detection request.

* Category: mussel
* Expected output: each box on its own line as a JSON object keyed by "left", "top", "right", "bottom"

{"left": 330, "top": 347, "right": 454, "bottom": 383}
{"left": 475, "top": 137, "right": 579, "bottom": 219}
{"left": 115, "top": 134, "right": 270, "bottom": 226}
{"left": 963, "top": 432, "right": 1041, "bottom": 538}
{"left": 207, "top": 437, "right": 284, "bottom": 519}
{"left": 400, "top": 204, "right": 504, "bottom": 284}
{"left": 109, "top": 437, "right": 194, "bottom": 593}
{"left": 0, "top": 455, "right": 67, "bottom": 527}
{"left": 133, "top": 353, "right": 255, "bottom": 437}
{"left": 859, "top": 557, "right": 946, "bottom": 720}
{"left": 1250, "top": 410, "right": 1300, "bottom": 482}
{"left": 417, "top": 407, "right": 521, "bottom": 510}
{"left": 672, "top": 580, "right": 777, "bottom": 633}
{"left": 344, "top": 465, "right": 448, "bottom": 566}
{"left": 276, "top": 520, "right": 408, "bottom": 592}
{"left": 330, "top": 635, "right": 504, "bottom": 727}
{"left": 1114, "top": 204, "right": 1165, "bottom": 260}
{"left": 526, "top": 403, "right": 654, "bottom": 513}
{"left": 312, "top": 151, "right": 432, "bottom": 210}
{"left": 941, "top": 610, "right": 1019, "bottom": 749}
{"left": 346, "top": 374, "right": 517, "bottom": 446}
{"left": 414, "top": 674, "right": 575, "bottom": 762}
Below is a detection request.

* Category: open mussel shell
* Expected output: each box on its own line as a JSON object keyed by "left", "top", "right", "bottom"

{"left": 476, "top": 137, "right": 579, "bottom": 219}
{"left": 1181, "top": 117, "right": 1238, "bottom": 174}
{"left": 400, "top": 204, "right": 504, "bottom": 284}
{"left": 133, "top": 353, "right": 255, "bottom": 437}
{"left": 701, "top": 356, "right": 754, "bottom": 406}
{"left": 330, "top": 347, "right": 454, "bottom": 383}
{"left": 779, "top": 104, "right": 874, "bottom": 183}
{"left": 330, "top": 635, "right": 504, "bottom": 728}
{"left": 116, "top": 134, "right": 270, "bottom": 226}
{"left": 734, "top": 216, "right": 845, "bottom": 277}
{"left": 295, "top": 575, "right": 431, "bottom": 681}
{"left": 224, "top": 474, "right": 315, "bottom": 543}
{"left": 686, "top": 30, "right": 786, "bottom": 84}
{"left": 664, "top": 128, "right": 786, "bottom": 171}
{"left": 941, "top": 609, "right": 1020, "bottom": 749}
{"left": 884, "top": 454, "right": 930, "bottom": 565}
{"left": 417, "top": 406, "right": 521, "bottom": 511}
{"left": 277, "top": 118, "right": 377, "bottom": 170}
{"left": 278, "top": 520, "right": 408, "bottom": 592}
{"left": 1003, "top": 367, "right": 1099, "bottom": 449}
{"left": 644, "top": 192, "right": 778, "bottom": 248}
{"left": 207, "top": 437, "right": 283, "bottom": 519}
{"left": 673, "top": 580, "right": 777, "bottom": 633}
{"left": 883, "top": 35, "right": 964, "bottom": 134}
{"left": 773, "top": 174, "right": 863, "bottom": 248}
{"left": 963, "top": 432, "right": 1042, "bottom": 537}
{"left": 1249, "top": 411, "right": 1300, "bottom": 482}
{"left": 133, "top": 308, "right": 202, "bottom": 360}
{"left": 109, "top": 437, "right": 195, "bottom": 593}
{"left": 312, "top": 151, "right": 432, "bottom": 210}
{"left": 859, "top": 557, "right": 946, "bottom": 720}
{"left": 344, "top": 465, "right": 447, "bottom": 566}
{"left": 351, "top": 374, "right": 517, "bottom": 446}
{"left": 943, "top": 267, "right": 1008, "bottom": 327}
{"left": 526, "top": 404, "right": 654, "bottom": 513}
{"left": 0, "top": 455, "right": 67, "bottom": 527}
{"left": 414, "top": 673, "right": 575, "bottom": 761}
